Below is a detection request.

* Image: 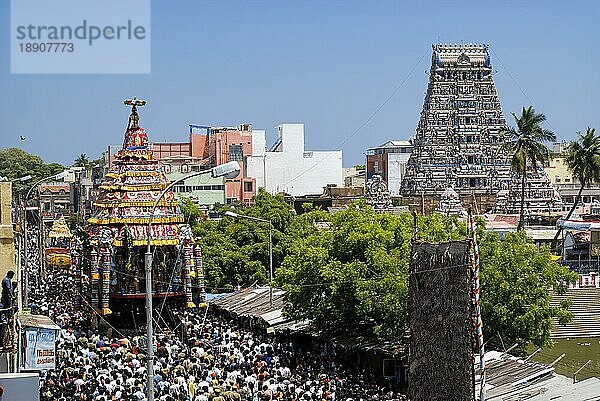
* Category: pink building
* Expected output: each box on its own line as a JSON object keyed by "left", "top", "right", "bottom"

{"left": 150, "top": 124, "right": 256, "bottom": 204}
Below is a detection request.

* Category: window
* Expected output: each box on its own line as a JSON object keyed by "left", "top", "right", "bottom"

{"left": 565, "top": 177, "right": 571, "bottom": 183}
{"left": 229, "top": 144, "right": 244, "bottom": 161}
{"left": 555, "top": 176, "right": 561, "bottom": 183}
{"left": 374, "top": 161, "right": 379, "bottom": 173}
{"left": 467, "top": 156, "right": 474, "bottom": 164}
{"left": 244, "top": 181, "right": 253, "bottom": 192}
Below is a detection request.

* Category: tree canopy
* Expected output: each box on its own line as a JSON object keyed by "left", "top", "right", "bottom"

{"left": 184, "top": 193, "right": 576, "bottom": 349}
{"left": 502, "top": 106, "right": 556, "bottom": 230}
{"left": 478, "top": 230, "right": 576, "bottom": 349}
{"left": 73, "top": 153, "right": 91, "bottom": 168}
{"left": 0, "top": 147, "right": 65, "bottom": 199}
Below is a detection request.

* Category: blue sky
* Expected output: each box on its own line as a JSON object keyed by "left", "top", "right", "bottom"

{"left": 1, "top": 0, "right": 599, "bottom": 166}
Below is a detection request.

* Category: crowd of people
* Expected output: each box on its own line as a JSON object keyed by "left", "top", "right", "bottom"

{"left": 22, "top": 224, "right": 405, "bottom": 400}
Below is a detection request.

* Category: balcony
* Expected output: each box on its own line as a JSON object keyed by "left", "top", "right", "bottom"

{"left": 561, "top": 260, "right": 600, "bottom": 275}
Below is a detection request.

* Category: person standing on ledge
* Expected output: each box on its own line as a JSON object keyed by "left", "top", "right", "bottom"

{"left": 1, "top": 271, "right": 15, "bottom": 312}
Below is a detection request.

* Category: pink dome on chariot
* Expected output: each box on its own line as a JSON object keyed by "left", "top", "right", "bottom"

{"left": 123, "top": 126, "right": 149, "bottom": 150}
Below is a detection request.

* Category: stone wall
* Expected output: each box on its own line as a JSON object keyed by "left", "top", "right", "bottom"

{"left": 399, "top": 192, "right": 497, "bottom": 215}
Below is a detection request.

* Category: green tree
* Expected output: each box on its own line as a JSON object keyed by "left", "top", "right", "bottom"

{"left": 478, "top": 230, "right": 577, "bottom": 349}
{"left": 277, "top": 205, "right": 574, "bottom": 348}
{"left": 563, "top": 128, "right": 600, "bottom": 220}
{"left": 73, "top": 153, "right": 91, "bottom": 168}
{"left": 502, "top": 106, "right": 556, "bottom": 230}
{"left": 552, "top": 128, "right": 600, "bottom": 245}
{"left": 277, "top": 205, "right": 466, "bottom": 339}
{"left": 190, "top": 189, "right": 295, "bottom": 291}
{"left": 180, "top": 197, "right": 202, "bottom": 227}
{"left": 91, "top": 153, "right": 106, "bottom": 167}
{"left": 185, "top": 191, "right": 575, "bottom": 350}
{"left": 0, "top": 147, "right": 65, "bottom": 199}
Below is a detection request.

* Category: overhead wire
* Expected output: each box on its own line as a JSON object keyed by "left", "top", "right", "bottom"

{"left": 490, "top": 47, "right": 559, "bottom": 137}
{"left": 281, "top": 49, "right": 429, "bottom": 188}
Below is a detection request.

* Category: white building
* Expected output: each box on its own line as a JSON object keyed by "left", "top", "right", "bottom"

{"left": 247, "top": 123, "right": 342, "bottom": 196}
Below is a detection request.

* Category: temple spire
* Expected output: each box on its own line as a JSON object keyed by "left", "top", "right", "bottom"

{"left": 124, "top": 96, "right": 146, "bottom": 129}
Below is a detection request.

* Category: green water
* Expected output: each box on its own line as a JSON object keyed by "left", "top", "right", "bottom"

{"left": 528, "top": 338, "right": 600, "bottom": 381}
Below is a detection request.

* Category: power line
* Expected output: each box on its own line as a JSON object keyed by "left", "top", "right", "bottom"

{"left": 281, "top": 49, "right": 429, "bottom": 188}
{"left": 490, "top": 47, "right": 559, "bottom": 138}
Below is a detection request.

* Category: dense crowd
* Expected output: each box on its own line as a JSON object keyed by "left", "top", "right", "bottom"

{"left": 23, "top": 225, "right": 404, "bottom": 401}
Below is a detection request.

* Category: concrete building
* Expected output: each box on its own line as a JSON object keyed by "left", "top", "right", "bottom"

{"left": 343, "top": 167, "right": 365, "bottom": 188}
{"left": 150, "top": 124, "right": 257, "bottom": 204}
{"left": 545, "top": 142, "right": 600, "bottom": 206}
{"left": 247, "top": 124, "right": 343, "bottom": 196}
{"left": 38, "top": 183, "right": 71, "bottom": 222}
{"left": 159, "top": 155, "right": 225, "bottom": 207}
{"left": 68, "top": 165, "right": 106, "bottom": 218}
{"left": 0, "top": 182, "right": 15, "bottom": 283}
{"left": 365, "top": 140, "right": 412, "bottom": 196}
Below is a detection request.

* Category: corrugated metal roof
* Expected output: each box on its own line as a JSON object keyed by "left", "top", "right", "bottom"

{"left": 367, "top": 140, "right": 412, "bottom": 150}
{"left": 18, "top": 314, "right": 61, "bottom": 330}
{"left": 210, "top": 286, "right": 286, "bottom": 322}
{"left": 211, "top": 286, "right": 406, "bottom": 358}
{"left": 479, "top": 351, "right": 600, "bottom": 400}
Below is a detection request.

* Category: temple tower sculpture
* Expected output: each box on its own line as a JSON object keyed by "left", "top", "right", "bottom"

{"left": 401, "top": 43, "right": 512, "bottom": 195}
{"left": 401, "top": 43, "right": 561, "bottom": 217}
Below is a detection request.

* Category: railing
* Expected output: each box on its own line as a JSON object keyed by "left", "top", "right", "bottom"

{"left": 560, "top": 260, "right": 600, "bottom": 275}
{"left": 0, "top": 306, "right": 15, "bottom": 352}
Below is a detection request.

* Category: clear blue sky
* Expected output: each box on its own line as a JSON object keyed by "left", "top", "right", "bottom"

{"left": 1, "top": 0, "right": 599, "bottom": 166}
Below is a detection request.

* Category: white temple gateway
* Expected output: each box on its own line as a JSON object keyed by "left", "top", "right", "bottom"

{"left": 401, "top": 43, "right": 561, "bottom": 216}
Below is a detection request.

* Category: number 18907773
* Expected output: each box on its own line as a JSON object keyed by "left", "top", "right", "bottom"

{"left": 19, "top": 42, "right": 74, "bottom": 52}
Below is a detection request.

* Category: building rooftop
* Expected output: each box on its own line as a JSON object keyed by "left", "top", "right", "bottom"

{"left": 480, "top": 350, "right": 600, "bottom": 400}
{"left": 368, "top": 140, "right": 412, "bottom": 150}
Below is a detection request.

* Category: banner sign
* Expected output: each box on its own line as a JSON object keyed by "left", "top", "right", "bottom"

{"left": 24, "top": 327, "right": 56, "bottom": 371}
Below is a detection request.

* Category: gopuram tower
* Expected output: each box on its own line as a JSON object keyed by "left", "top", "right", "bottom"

{"left": 401, "top": 43, "right": 511, "bottom": 198}
{"left": 400, "top": 43, "right": 560, "bottom": 216}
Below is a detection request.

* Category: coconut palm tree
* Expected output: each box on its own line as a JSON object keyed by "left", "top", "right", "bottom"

{"left": 502, "top": 106, "right": 556, "bottom": 230}
{"left": 73, "top": 153, "right": 90, "bottom": 168}
{"left": 552, "top": 128, "right": 600, "bottom": 242}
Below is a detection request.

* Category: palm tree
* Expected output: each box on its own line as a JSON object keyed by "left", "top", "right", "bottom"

{"left": 552, "top": 128, "right": 600, "bottom": 242}
{"left": 502, "top": 106, "right": 556, "bottom": 230}
{"left": 73, "top": 153, "right": 90, "bottom": 168}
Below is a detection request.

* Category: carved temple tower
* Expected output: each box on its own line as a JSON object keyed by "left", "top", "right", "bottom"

{"left": 401, "top": 43, "right": 512, "bottom": 195}
{"left": 401, "top": 43, "right": 560, "bottom": 216}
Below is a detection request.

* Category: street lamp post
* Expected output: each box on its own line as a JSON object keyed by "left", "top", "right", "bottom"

{"left": 144, "top": 161, "right": 240, "bottom": 401}
{"left": 223, "top": 211, "right": 274, "bottom": 305}
{"left": 22, "top": 171, "right": 71, "bottom": 309}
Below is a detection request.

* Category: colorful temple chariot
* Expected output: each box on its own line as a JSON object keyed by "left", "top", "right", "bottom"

{"left": 85, "top": 98, "right": 204, "bottom": 318}
{"left": 48, "top": 215, "right": 73, "bottom": 241}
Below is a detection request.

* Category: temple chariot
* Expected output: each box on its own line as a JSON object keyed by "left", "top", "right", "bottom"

{"left": 83, "top": 98, "right": 204, "bottom": 326}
